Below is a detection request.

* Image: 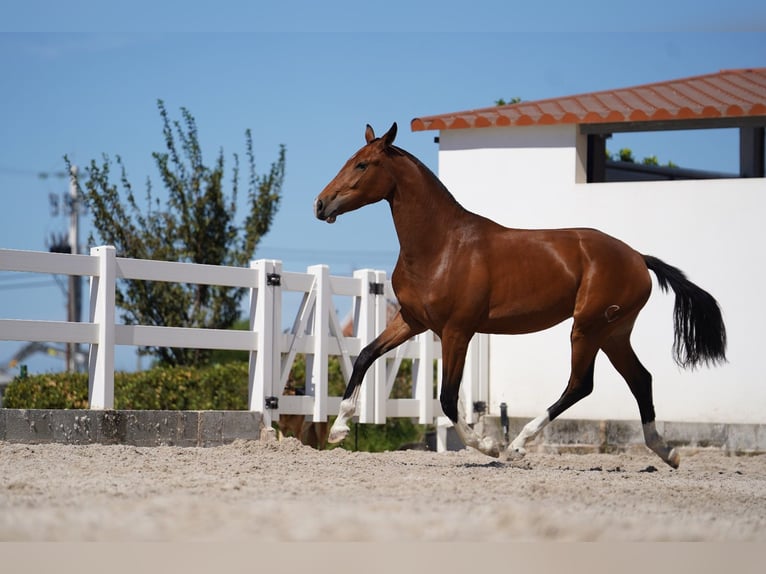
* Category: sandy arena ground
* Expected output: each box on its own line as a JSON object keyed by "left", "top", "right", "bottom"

{"left": 1, "top": 438, "right": 764, "bottom": 542}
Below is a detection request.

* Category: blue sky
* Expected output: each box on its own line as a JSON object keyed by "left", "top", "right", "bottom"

{"left": 1, "top": 3, "right": 764, "bottom": 375}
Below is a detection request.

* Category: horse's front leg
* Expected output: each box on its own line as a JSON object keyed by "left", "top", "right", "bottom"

{"left": 440, "top": 330, "right": 501, "bottom": 458}
{"left": 328, "top": 311, "right": 424, "bottom": 444}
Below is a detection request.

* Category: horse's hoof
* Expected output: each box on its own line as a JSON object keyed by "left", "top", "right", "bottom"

{"left": 506, "top": 446, "right": 527, "bottom": 461}
{"left": 665, "top": 448, "right": 680, "bottom": 469}
{"left": 478, "top": 437, "right": 500, "bottom": 458}
{"left": 327, "top": 425, "right": 350, "bottom": 444}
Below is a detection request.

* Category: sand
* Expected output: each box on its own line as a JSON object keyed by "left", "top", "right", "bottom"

{"left": 1, "top": 439, "right": 764, "bottom": 542}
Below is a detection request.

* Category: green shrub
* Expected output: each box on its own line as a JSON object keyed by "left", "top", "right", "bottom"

{"left": 114, "top": 362, "right": 250, "bottom": 410}
{"left": 3, "top": 362, "right": 250, "bottom": 410}
{"left": 343, "top": 418, "right": 424, "bottom": 452}
{"left": 3, "top": 370, "right": 89, "bottom": 409}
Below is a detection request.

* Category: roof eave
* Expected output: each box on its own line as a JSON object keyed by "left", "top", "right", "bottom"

{"left": 410, "top": 68, "right": 766, "bottom": 133}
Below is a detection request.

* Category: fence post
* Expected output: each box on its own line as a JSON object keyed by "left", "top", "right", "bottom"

{"left": 462, "top": 333, "right": 490, "bottom": 424}
{"left": 436, "top": 417, "right": 451, "bottom": 452}
{"left": 353, "top": 269, "right": 376, "bottom": 423}
{"left": 476, "top": 333, "right": 490, "bottom": 414}
{"left": 435, "top": 352, "right": 449, "bottom": 452}
{"left": 414, "top": 331, "right": 435, "bottom": 424}
{"left": 462, "top": 335, "right": 478, "bottom": 425}
{"left": 372, "top": 270, "right": 388, "bottom": 424}
{"left": 306, "top": 264, "right": 330, "bottom": 422}
{"left": 88, "top": 245, "right": 116, "bottom": 409}
{"left": 249, "top": 259, "right": 282, "bottom": 428}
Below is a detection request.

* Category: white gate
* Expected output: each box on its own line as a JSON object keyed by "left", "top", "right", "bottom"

{"left": 0, "top": 246, "right": 489, "bottom": 434}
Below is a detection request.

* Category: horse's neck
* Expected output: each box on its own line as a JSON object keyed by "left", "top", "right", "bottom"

{"left": 387, "top": 155, "right": 469, "bottom": 258}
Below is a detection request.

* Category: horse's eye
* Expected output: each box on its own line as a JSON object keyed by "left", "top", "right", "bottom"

{"left": 356, "top": 162, "right": 368, "bottom": 171}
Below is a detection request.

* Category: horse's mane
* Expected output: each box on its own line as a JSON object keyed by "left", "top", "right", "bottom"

{"left": 387, "top": 145, "right": 466, "bottom": 212}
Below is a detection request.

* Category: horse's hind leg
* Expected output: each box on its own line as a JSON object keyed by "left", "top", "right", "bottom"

{"left": 508, "top": 327, "right": 599, "bottom": 458}
{"left": 328, "top": 311, "right": 424, "bottom": 444}
{"left": 601, "top": 334, "right": 680, "bottom": 468}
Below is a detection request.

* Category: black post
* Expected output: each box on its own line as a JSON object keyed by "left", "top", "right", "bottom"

{"left": 500, "top": 402, "right": 509, "bottom": 443}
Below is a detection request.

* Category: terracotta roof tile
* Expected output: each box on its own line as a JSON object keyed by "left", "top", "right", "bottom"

{"left": 410, "top": 68, "right": 766, "bottom": 132}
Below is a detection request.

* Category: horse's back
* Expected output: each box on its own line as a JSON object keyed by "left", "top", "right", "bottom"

{"left": 479, "top": 225, "right": 651, "bottom": 333}
{"left": 495, "top": 225, "right": 647, "bottom": 275}
{"left": 514, "top": 226, "right": 653, "bottom": 325}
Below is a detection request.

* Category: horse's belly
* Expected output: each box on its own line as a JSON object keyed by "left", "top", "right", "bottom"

{"left": 479, "top": 307, "right": 572, "bottom": 335}
{"left": 482, "top": 288, "right": 576, "bottom": 334}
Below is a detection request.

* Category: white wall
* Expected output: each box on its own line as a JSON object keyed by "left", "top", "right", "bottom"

{"left": 438, "top": 126, "right": 765, "bottom": 424}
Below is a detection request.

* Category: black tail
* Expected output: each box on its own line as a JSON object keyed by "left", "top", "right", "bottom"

{"left": 644, "top": 255, "right": 727, "bottom": 369}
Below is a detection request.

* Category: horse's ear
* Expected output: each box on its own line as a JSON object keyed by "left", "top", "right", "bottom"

{"left": 365, "top": 124, "right": 375, "bottom": 144}
{"left": 382, "top": 122, "right": 397, "bottom": 147}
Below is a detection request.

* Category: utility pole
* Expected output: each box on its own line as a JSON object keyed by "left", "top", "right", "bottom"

{"left": 47, "top": 166, "right": 84, "bottom": 372}
{"left": 67, "top": 165, "right": 82, "bottom": 372}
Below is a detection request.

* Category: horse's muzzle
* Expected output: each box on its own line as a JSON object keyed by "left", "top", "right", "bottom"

{"left": 314, "top": 197, "right": 337, "bottom": 224}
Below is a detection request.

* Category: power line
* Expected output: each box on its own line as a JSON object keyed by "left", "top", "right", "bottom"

{"left": 0, "top": 279, "right": 56, "bottom": 291}
{"left": 0, "top": 271, "right": 55, "bottom": 281}
{"left": 254, "top": 247, "right": 398, "bottom": 276}
{"left": 0, "top": 166, "right": 68, "bottom": 180}
{"left": 0, "top": 273, "right": 34, "bottom": 282}
{"left": 258, "top": 244, "right": 396, "bottom": 255}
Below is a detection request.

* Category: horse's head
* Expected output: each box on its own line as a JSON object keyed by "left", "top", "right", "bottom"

{"left": 314, "top": 123, "right": 398, "bottom": 223}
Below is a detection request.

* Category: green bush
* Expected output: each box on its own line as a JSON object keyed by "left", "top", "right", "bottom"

{"left": 342, "top": 418, "right": 423, "bottom": 452}
{"left": 3, "top": 370, "right": 90, "bottom": 409}
{"left": 115, "top": 362, "right": 250, "bottom": 410}
{"left": 3, "top": 362, "right": 249, "bottom": 411}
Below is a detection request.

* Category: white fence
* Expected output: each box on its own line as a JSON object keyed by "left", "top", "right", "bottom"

{"left": 0, "top": 246, "right": 488, "bottom": 431}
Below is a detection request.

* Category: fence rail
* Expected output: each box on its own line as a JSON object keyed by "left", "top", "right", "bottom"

{"left": 1, "top": 247, "right": 489, "bottom": 432}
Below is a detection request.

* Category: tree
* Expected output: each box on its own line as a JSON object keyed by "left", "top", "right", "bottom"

{"left": 495, "top": 97, "right": 522, "bottom": 106}
{"left": 68, "top": 100, "right": 286, "bottom": 366}
{"left": 605, "top": 147, "right": 678, "bottom": 168}
{"left": 618, "top": 148, "right": 635, "bottom": 163}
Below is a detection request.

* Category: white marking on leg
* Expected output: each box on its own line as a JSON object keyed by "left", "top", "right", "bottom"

{"left": 451, "top": 400, "right": 500, "bottom": 457}
{"left": 328, "top": 386, "right": 360, "bottom": 444}
{"left": 642, "top": 421, "right": 680, "bottom": 468}
{"left": 453, "top": 418, "right": 501, "bottom": 458}
{"left": 642, "top": 421, "right": 663, "bottom": 450}
{"left": 508, "top": 412, "right": 550, "bottom": 457}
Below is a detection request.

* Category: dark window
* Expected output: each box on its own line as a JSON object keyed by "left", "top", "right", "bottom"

{"left": 584, "top": 125, "right": 764, "bottom": 183}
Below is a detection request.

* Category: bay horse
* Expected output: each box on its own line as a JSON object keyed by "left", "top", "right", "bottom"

{"left": 314, "top": 123, "right": 726, "bottom": 468}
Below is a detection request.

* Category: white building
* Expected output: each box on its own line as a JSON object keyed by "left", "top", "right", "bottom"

{"left": 412, "top": 68, "right": 765, "bottom": 426}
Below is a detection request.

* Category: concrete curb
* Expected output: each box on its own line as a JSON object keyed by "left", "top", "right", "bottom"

{"left": 478, "top": 416, "right": 766, "bottom": 455}
{"left": 0, "top": 409, "right": 763, "bottom": 453}
{"left": 0, "top": 409, "right": 263, "bottom": 447}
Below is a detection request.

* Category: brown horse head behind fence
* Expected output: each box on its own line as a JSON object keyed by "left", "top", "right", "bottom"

{"left": 314, "top": 123, "right": 726, "bottom": 468}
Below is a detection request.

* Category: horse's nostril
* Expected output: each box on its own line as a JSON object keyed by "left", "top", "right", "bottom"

{"left": 315, "top": 199, "right": 324, "bottom": 214}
